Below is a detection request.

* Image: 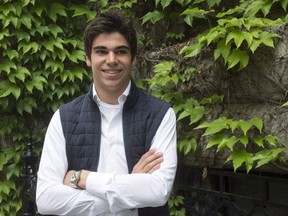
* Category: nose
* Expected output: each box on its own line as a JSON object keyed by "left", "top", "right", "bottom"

{"left": 106, "top": 51, "right": 118, "bottom": 64}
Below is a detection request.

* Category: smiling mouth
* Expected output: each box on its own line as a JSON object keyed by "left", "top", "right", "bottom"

{"left": 102, "top": 69, "right": 122, "bottom": 74}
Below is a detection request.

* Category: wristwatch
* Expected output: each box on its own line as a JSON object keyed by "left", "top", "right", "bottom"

{"left": 70, "top": 170, "right": 82, "bottom": 189}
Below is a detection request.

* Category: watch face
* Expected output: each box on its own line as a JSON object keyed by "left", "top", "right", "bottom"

{"left": 70, "top": 171, "right": 81, "bottom": 188}
{"left": 71, "top": 173, "right": 78, "bottom": 181}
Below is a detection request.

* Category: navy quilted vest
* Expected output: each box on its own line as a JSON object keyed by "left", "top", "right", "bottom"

{"left": 59, "top": 81, "right": 171, "bottom": 216}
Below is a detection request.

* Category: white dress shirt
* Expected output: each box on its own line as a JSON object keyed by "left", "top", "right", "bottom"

{"left": 36, "top": 82, "right": 177, "bottom": 216}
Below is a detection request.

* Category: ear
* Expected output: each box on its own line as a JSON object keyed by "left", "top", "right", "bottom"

{"left": 86, "top": 56, "right": 91, "bottom": 67}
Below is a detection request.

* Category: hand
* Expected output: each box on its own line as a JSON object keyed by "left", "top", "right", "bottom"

{"left": 132, "top": 149, "right": 163, "bottom": 174}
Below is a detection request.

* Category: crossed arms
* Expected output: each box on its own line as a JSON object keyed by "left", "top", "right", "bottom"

{"left": 36, "top": 108, "right": 177, "bottom": 215}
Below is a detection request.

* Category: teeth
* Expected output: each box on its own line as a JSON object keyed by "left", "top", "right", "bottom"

{"left": 105, "top": 70, "right": 119, "bottom": 74}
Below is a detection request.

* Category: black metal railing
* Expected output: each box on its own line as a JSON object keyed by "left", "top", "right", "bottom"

{"left": 177, "top": 165, "right": 288, "bottom": 216}
{"left": 22, "top": 137, "right": 38, "bottom": 216}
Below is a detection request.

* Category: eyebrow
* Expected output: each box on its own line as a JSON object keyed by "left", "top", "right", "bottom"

{"left": 93, "top": 45, "right": 130, "bottom": 51}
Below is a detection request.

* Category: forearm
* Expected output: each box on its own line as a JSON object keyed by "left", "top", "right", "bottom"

{"left": 85, "top": 171, "right": 172, "bottom": 212}
{"left": 36, "top": 177, "right": 109, "bottom": 215}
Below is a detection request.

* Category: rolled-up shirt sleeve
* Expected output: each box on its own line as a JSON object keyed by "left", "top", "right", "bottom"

{"left": 85, "top": 108, "right": 177, "bottom": 212}
{"left": 36, "top": 110, "right": 109, "bottom": 215}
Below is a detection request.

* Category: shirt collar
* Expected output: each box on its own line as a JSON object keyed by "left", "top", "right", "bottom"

{"left": 93, "top": 80, "right": 131, "bottom": 105}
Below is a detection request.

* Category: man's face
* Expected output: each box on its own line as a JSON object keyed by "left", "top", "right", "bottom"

{"left": 86, "top": 32, "right": 135, "bottom": 98}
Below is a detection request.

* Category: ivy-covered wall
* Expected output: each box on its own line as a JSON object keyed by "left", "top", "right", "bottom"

{"left": 0, "top": 0, "right": 95, "bottom": 214}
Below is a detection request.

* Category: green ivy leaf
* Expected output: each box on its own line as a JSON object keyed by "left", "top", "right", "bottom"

{"left": 0, "top": 4, "right": 16, "bottom": 16}
{"left": 221, "top": 136, "right": 239, "bottom": 151}
{"left": 160, "top": 0, "right": 173, "bottom": 9}
{"left": 180, "top": 42, "right": 204, "bottom": 58}
{"left": 225, "top": 149, "right": 253, "bottom": 172}
{"left": 70, "top": 67, "right": 86, "bottom": 81}
{"left": 207, "top": 0, "right": 221, "bottom": 8}
{"left": 239, "top": 135, "right": 249, "bottom": 147}
{"left": 25, "top": 75, "right": 47, "bottom": 93}
{"left": 0, "top": 154, "right": 8, "bottom": 170}
{"left": 48, "top": 3, "right": 67, "bottom": 22}
{"left": 200, "top": 94, "right": 224, "bottom": 105}
{"left": 227, "top": 49, "right": 249, "bottom": 70}
{"left": 22, "top": 0, "right": 31, "bottom": 7}
{"left": 214, "top": 40, "right": 231, "bottom": 62}
{"left": 264, "top": 134, "right": 278, "bottom": 146}
{"left": 178, "top": 110, "right": 191, "bottom": 121}
{"left": 16, "top": 31, "right": 30, "bottom": 42}
{"left": 0, "top": 28, "right": 10, "bottom": 41}
{"left": 226, "top": 29, "right": 245, "bottom": 48}
{"left": 229, "top": 120, "right": 239, "bottom": 133}
{"left": 33, "top": 4, "right": 45, "bottom": 17}
{"left": 0, "top": 59, "right": 17, "bottom": 75}
{"left": 70, "top": 5, "right": 91, "bottom": 17}
{"left": 0, "top": 181, "right": 10, "bottom": 195}
{"left": 69, "top": 50, "right": 85, "bottom": 63}
{"left": 281, "top": 0, "right": 288, "bottom": 11}
{"left": 48, "top": 24, "right": 64, "bottom": 38}
{"left": 206, "top": 133, "right": 227, "bottom": 150}
{"left": 155, "top": 0, "right": 161, "bottom": 7}
{"left": 141, "top": 10, "right": 164, "bottom": 24}
{"left": 45, "top": 59, "right": 64, "bottom": 73}
{"left": 223, "top": 17, "right": 244, "bottom": 29}
{"left": 196, "top": 117, "right": 229, "bottom": 136}
{"left": 5, "top": 50, "right": 19, "bottom": 60}
{"left": 253, "top": 148, "right": 286, "bottom": 168}
{"left": 153, "top": 61, "right": 174, "bottom": 73}
{"left": 253, "top": 135, "right": 264, "bottom": 147}
{"left": 181, "top": 7, "right": 208, "bottom": 26}
{"left": 250, "top": 117, "right": 263, "bottom": 132}
{"left": 250, "top": 31, "right": 280, "bottom": 53}
{"left": 238, "top": 119, "right": 252, "bottom": 135}
{"left": 205, "top": 27, "right": 222, "bottom": 45}
{"left": 42, "top": 40, "right": 55, "bottom": 52}
{"left": 189, "top": 106, "right": 205, "bottom": 124}
{"left": 242, "top": 31, "right": 253, "bottom": 47}
{"left": 259, "top": 31, "right": 280, "bottom": 47}
{"left": 8, "top": 66, "right": 30, "bottom": 83}
{"left": 20, "top": 14, "right": 33, "bottom": 29}
{"left": 17, "top": 97, "right": 37, "bottom": 115}
{"left": 282, "top": 101, "right": 288, "bottom": 107}
{"left": 178, "top": 138, "right": 197, "bottom": 155}
{"left": 6, "top": 164, "right": 20, "bottom": 180}
{"left": 0, "top": 81, "right": 21, "bottom": 99}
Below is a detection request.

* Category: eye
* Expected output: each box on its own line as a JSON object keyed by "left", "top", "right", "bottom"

{"left": 95, "top": 49, "right": 107, "bottom": 55}
{"left": 115, "top": 49, "right": 128, "bottom": 55}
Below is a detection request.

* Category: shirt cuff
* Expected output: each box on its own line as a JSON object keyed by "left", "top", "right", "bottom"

{"left": 85, "top": 172, "right": 114, "bottom": 200}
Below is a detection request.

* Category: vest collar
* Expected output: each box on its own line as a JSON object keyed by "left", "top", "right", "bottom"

{"left": 88, "top": 79, "right": 140, "bottom": 110}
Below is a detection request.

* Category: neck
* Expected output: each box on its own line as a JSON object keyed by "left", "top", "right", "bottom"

{"left": 94, "top": 85, "right": 128, "bottom": 105}
{"left": 97, "top": 91, "right": 120, "bottom": 104}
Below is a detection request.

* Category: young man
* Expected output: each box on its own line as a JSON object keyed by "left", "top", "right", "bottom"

{"left": 36, "top": 9, "right": 177, "bottom": 216}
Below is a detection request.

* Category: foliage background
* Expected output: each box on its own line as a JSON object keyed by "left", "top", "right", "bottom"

{"left": 0, "top": 0, "right": 287, "bottom": 215}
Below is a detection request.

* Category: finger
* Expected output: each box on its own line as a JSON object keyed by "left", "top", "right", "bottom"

{"left": 137, "top": 152, "right": 162, "bottom": 170}
{"left": 142, "top": 155, "right": 163, "bottom": 173}
{"left": 137, "top": 149, "right": 157, "bottom": 165}
{"left": 147, "top": 163, "right": 161, "bottom": 174}
{"left": 132, "top": 150, "right": 163, "bottom": 173}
